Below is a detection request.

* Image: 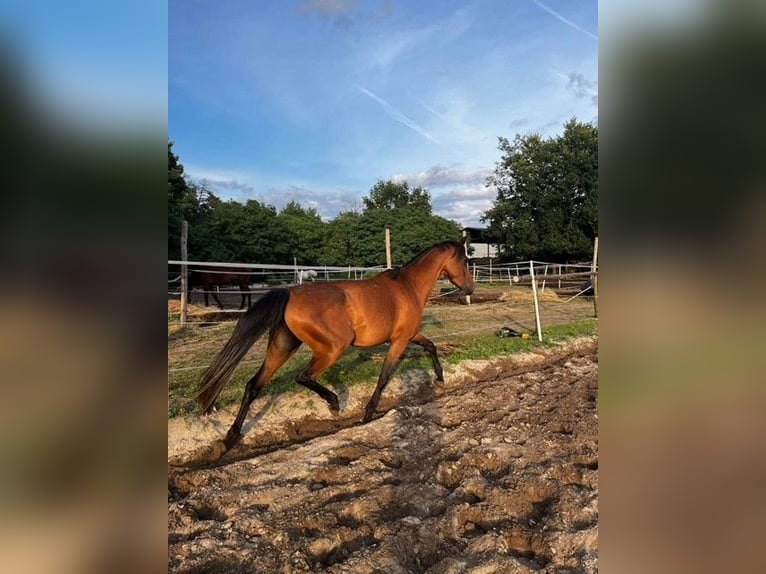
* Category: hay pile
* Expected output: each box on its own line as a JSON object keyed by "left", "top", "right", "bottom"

{"left": 498, "top": 287, "right": 561, "bottom": 303}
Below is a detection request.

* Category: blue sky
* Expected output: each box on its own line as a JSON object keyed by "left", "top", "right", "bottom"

{"left": 170, "top": 0, "right": 597, "bottom": 227}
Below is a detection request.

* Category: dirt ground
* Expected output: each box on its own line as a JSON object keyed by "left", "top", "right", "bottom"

{"left": 168, "top": 337, "right": 598, "bottom": 573}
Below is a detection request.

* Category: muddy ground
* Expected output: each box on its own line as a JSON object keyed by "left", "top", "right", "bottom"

{"left": 168, "top": 338, "right": 598, "bottom": 573}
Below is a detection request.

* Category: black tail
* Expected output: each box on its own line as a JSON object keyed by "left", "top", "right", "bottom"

{"left": 196, "top": 288, "right": 290, "bottom": 414}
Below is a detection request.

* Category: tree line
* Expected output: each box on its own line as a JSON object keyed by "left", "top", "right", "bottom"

{"left": 169, "top": 118, "right": 597, "bottom": 266}
{"left": 168, "top": 144, "right": 461, "bottom": 267}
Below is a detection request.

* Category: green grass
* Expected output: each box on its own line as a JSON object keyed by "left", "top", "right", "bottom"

{"left": 444, "top": 317, "right": 597, "bottom": 363}
{"left": 168, "top": 315, "right": 597, "bottom": 418}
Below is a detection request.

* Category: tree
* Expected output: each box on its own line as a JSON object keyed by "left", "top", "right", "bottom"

{"left": 278, "top": 202, "right": 327, "bottom": 264}
{"left": 317, "top": 179, "right": 461, "bottom": 267}
{"left": 483, "top": 119, "right": 598, "bottom": 261}
{"left": 319, "top": 211, "right": 364, "bottom": 266}
{"left": 192, "top": 199, "right": 291, "bottom": 263}
{"left": 186, "top": 181, "right": 221, "bottom": 258}
{"left": 345, "top": 207, "right": 459, "bottom": 266}
{"left": 363, "top": 179, "right": 432, "bottom": 214}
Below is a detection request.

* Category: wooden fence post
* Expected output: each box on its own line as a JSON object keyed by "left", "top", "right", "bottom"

{"left": 461, "top": 230, "right": 471, "bottom": 305}
{"left": 591, "top": 237, "right": 599, "bottom": 318}
{"left": 385, "top": 228, "right": 392, "bottom": 269}
{"left": 530, "top": 261, "right": 543, "bottom": 342}
{"left": 180, "top": 220, "right": 188, "bottom": 328}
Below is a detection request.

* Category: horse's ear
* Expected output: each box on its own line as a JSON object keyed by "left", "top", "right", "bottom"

{"left": 459, "top": 235, "right": 467, "bottom": 245}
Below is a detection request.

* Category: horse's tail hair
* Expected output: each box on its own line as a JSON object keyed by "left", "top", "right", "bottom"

{"left": 196, "top": 288, "right": 290, "bottom": 414}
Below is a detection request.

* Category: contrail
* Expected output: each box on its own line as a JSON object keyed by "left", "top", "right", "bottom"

{"left": 531, "top": 0, "right": 597, "bottom": 41}
{"left": 354, "top": 84, "right": 441, "bottom": 144}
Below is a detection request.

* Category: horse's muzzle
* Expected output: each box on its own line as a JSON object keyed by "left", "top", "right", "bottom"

{"left": 462, "top": 283, "right": 475, "bottom": 296}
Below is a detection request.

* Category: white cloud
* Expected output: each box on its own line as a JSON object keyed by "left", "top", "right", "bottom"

{"left": 433, "top": 198, "right": 494, "bottom": 228}
{"left": 259, "top": 185, "right": 363, "bottom": 219}
{"left": 386, "top": 164, "right": 498, "bottom": 227}
{"left": 390, "top": 165, "right": 491, "bottom": 188}
{"left": 436, "top": 186, "right": 497, "bottom": 202}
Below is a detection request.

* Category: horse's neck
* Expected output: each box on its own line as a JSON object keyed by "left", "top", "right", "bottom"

{"left": 400, "top": 248, "right": 447, "bottom": 303}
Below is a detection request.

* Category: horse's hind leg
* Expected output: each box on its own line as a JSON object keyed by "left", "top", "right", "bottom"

{"left": 212, "top": 289, "right": 225, "bottom": 310}
{"left": 239, "top": 284, "right": 251, "bottom": 309}
{"left": 411, "top": 332, "right": 444, "bottom": 382}
{"left": 296, "top": 348, "right": 347, "bottom": 413}
{"left": 223, "top": 325, "right": 301, "bottom": 450}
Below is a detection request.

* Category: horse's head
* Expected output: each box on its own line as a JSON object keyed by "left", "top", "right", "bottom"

{"left": 441, "top": 237, "right": 475, "bottom": 295}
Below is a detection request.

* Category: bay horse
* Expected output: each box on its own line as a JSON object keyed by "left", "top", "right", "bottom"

{"left": 188, "top": 267, "right": 252, "bottom": 310}
{"left": 197, "top": 238, "right": 474, "bottom": 452}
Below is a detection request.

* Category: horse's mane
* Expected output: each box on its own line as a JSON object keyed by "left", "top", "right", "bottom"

{"left": 402, "top": 240, "right": 463, "bottom": 268}
{"left": 383, "top": 267, "right": 402, "bottom": 279}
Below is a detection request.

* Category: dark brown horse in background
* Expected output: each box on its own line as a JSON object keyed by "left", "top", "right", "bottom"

{"left": 197, "top": 238, "right": 474, "bottom": 453}
{"left": 188, "top": 267, "right": 252, "bottom": 310}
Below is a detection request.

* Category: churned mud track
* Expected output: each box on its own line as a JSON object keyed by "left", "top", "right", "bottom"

{"left": 168, "top": 339, "right": 598, "bottom": 573}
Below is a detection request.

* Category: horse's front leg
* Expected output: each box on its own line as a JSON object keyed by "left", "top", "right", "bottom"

{"left": 410, "top": 332, "right": 443, "bottom": 382}
{"left": 362, "top": 338, "right": 408, "bottom": 423}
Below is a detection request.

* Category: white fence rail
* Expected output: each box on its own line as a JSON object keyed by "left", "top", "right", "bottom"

{"left": 167, "top": 258, "right": 598, "bottom": 333}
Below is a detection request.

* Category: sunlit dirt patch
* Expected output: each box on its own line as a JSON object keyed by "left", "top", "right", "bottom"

{"left": 169, "top": 340, "right": 598, "bottom": 573}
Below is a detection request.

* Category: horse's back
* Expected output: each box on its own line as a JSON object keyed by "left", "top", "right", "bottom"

{"left": 284, "top": 277, "right": 418, "bottom": 348}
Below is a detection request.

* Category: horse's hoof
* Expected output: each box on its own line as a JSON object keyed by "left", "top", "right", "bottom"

{"left": 327, "top": 396, "right": 340, "bottom": 414}
{"left": 224, "top": 433, "right": 243, "bottom": 450}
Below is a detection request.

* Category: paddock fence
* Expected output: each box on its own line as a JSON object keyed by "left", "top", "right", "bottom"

{"left": 167, "top": 258, "right": 598, "bottom": 331}
{"left": 167, "top": 258, "right": 598, "bottom": 401}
